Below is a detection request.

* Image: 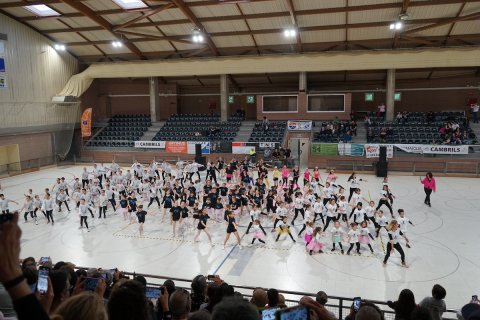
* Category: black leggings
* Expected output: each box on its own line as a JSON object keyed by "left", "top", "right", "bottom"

{"left": 46, "top": 210, "right": 54, "bottom": 223}
{"left": 246, "top": 219, "right": 266, "bottom": 235}
{"left": 24, "top": 211, "right": 35, "bottom": 221}
{"left": 314, "top": 212, "right": 325, "bottom": 224}
{"left": 82, "top": 179, "right": 89, "bottom": 188}
{"left": 80, "top": 216, "right": 89, "bottom": 229}
{"left": 332, "top": 242, "right": 343, "bottom": 251}
{"left": 98, "top": 206, "right": 107, "bottom": 218}
{"left": 383, "top": 243, "right": 405, "bottom": 263}
{"left": 323, "top": 216, "right": 336, "bottom": 231}
{"left": 376, "top": 199, "right": 393, "bottom": 216}
{"left": 58, "top": 201, "right": 70, "bottom": 211}
{"left": 292, "top": 208, "right": 305, "bottom": 224}
{"left": 347, "top": 242, "right": 360, "bottom": 254}
{"left": 424, "top": 188, "right": 432, "bottom": 205}
{"left": 276, "top": 230, "right": 295, "bottom": 242}
{"left": 251, "top": 238, "right": 265, "bottom": 244}
{"left": 282, "top": 177, "right": 288, "bottom": 185}
{"left": 109, "top": 198, "right": 116, "bottom": 210}
{"left": 348, "top": 188, "right": 356, "bottom": 202}
{"left": 148, "top": 196, "right": 161, "bottom": 208}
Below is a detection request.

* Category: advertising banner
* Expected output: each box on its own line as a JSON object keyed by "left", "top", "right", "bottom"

{"left": 80, "top": 108, "right": 92, "bottom": 137}
{"left": 259, "top": 142, "right": 277, "bottom": 148}
{"left": 134, "top": 141, "right": 165, "bottom": 149}
{"left": 232, "top": 142, "right": 255, "bottom": 154}
{"left": 187, "top": 141, "right": 211, "bottom": 155}
{"left": 311, "top": 143, "right": 337, "bottom": 156}
{"left": 396, "top": 144, "right": 469, "bottom": 155}
{"left": 365, "top": 144, "right": 394, "bottom": 158}
{"left": 166, "top": 141, "right": 188, "bottom": 154}
{"left": 338, "top": 143, "right": 365, "bottom": 156}
{"left": 287, "top": 120, "right": 312, "bottom": 131}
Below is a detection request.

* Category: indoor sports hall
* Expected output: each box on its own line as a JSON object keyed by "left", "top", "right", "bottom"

{"left": 0, "top": 1, "right": 479, "bottom": 320}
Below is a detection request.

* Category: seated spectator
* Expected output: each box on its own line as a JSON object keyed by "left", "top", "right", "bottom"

{"left": 419, "top": 284, "right": 446, "bottom": 320}
{"left": 364, "top": 115, "right": 371, "bottom": 126}
{"left": 262, "top": 117, "right": 269, "bottom": 132}
{"left": 299, "top": 296, "right": 336, "bottom": 320}
{"left": 51, "top": 291, "right": 107, "bottom": 320}
{"left": 315, "top": 291, "right": 336, "bottom": 319}
{"left": 387, "top": 289, "right": 416, "bottom": 320}
{"left": 459, "top": 303, "right": 480, "bottom": 320}
{"left": 170, "top": 288, "right": 191, "bottom": 320}
{"left": 266, "top": 289, "right": 279, "bottom": 308}
{"left": 410, "top": 306, "right": 432, "bottom": 320}
{"left": 350, "top": 120, "right": 357, "bottom": 136}
{"left": 50, "top": 270, "right": 72, "bottom": 313}
{"left": 396, "top": 112, "right": 403, "bottom": 123}
{"left": 356, "top": 302, "right": 385, "bottom": 320}
{"left": 108, "top": 280, "right": 150, "bottom": 320}
{"left": 380, "top": 128, "right": 387, "bottom": 142}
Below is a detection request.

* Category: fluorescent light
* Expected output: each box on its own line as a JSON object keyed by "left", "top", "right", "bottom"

{"left": 112, "top": 0, "right": 147, "bottom": 9}
{"left": 395, "top": 21, "right": 403, "bottom": 30}
{"left": 284, "top": 28, "right": 296, "bottom": 38}
{"left": 24, "top": 4, "right": 60, "bottom": 17}
{"left": 112, "top": 41, "right": 123, "bottom": 48}
{"left": 389, "top": 23, "right": 395, "bottom": 30}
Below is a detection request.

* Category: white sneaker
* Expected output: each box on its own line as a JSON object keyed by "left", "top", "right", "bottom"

{"left": 238, "top": 245, "right": 243, "bottom": 250}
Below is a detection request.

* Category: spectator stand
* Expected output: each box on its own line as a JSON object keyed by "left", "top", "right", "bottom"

{"left": 312, "top": 120, "right": 358, "bottom": 143}
{"left": 85, "top": 114, "right": 151, "bottom": 148}
{"left": 74, "top": 267, "right": 459, "bottom": 320}
{"left": 365, "top": 111, "right": 477, "bottom": 145}
{"left": 152, "top": 113, "right": 242, "bottom": 143}
{"left": 248, "top": 120, "right": 287, "bottom": 144}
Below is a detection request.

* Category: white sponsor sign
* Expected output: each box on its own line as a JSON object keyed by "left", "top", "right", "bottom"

{"left": 187, "top": 141, "right": 210, "bottom": 155}
{"left": 134, "top": 141, "right": 165, "bottom": 149}
{"left": 395, "top": 144, "right": 469, "bottom": 155}
{"left": 232, "top": 142, "right": 255, "bottom": 154}
{"left": 365, "top": 144, "right": 394, "bottom": 158}
{"left": 259, "top": 142, "right": 276, "bottom": 148}
{"left": 287, "top": 120, "right": 312, "bottom": 131}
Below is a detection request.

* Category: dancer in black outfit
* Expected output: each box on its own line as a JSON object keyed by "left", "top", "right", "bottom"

{"left": 376, "top": 185, "right": 394, "bottom": 217}
{"left": 223, "top": 211, "right": 242, "bottom": 249}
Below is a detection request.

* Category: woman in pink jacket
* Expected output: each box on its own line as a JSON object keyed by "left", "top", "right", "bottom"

{"left": 420, "top": 172, "right": 436, "bottom": 207}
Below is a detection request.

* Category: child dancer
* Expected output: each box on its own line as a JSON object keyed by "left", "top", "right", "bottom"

{"left": 330, "top": 221, "right": 345, "bottom": 254}
{"left": 303, "top": 221, "right": 314, "bottom": 248}
{"left": 313, "top": 197, "right": 325, "bottom": 225}
{"left": 170, "top": 200, "right": 183, "bottom": 238}
{"left": 78, "top": 199, "right": 92, "bottom": 232}
{"left": 383, "top": 220, "right": 409, "bottom": 267}
{"left": 246, "top": 204, "right": 266, "bottom": 235}
{"left": 303, "top": 168, "right": 311, "bottom": 186}
{"left": 307, "top": 227, "right": 325, "bottom": 255}
{"left": 223, "top": 211, "right": 242, "bottom": 249}
{"left": 161, "top": 190, "right": 174, "bottom": 223}
{"left": 292, "top": 192, "right": 305, "bottom": 225}
{"left": 98, "top": 190, "right": 108, "bottom": 219}
{"left": 326, "top": 169, "right": 337, "bottom": 184}
{"left": 377, "top": 185, "right": 394, "bottom": 217}
{"left": 347, "top": 223, "right": 360, "bottom": 255}
{"left": 119, "top": 194, "right": 129, "bottom": 220}
{"left": 358, "top": 221, "right": 375, "bottom": 253}
{"left": 0, "top": 194, "right": 18, "bottom": 214}
{"left": 375, "top": 210, "right": 388, "bottom": 238}
{"left": 20, "top": 195, "right": 36, "bottom": 224}
{"left": 272, "top": 167, "right": 280, "bottom": 187}
{"left": 298, "top": 204, "right": 313, "bottom": 236}
{"left": 43, "top": 193, "right": 55, "bottom": 225}
{"left": 250, "top": 219, "right": 266, "bottom": 246}
{"left": 193, "top": 208, "right": 213, "bottom": 246}
{"left": 323, "top": 198, "right": 338, "bottom": 231}
{"left": 281, "top": 165, "right": 290, "bottom": 187}
{"left": 136, "top": 204, "right": 147, "bottom": 236}
{"left": 349, "top": 202, "right": 366, "bottom": 225}
{"left": 365, "top": 200, "right": 377, "bottom": 226}
{"left": 336, "top": 196, "right": 348, "bottom": 224}
{"left": 397, "top": 209, "right": 414, "bottom": 248}
{"left": 127, "top": 191, "right": 138, "bottom": 224}
{"left": 313, "top": 166, "right": 323, "bottom": 184}
{"left": 347, "top": 172, "right": 366, "bottom": 202}
{"left": 275, "top": 216, "right": 296, "bottom": 243}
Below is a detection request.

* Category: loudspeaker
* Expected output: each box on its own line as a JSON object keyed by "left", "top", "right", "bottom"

{"left": 195, "top": 156, "right": 207, "bottom": 170}
{"left": 379, "top": 146, "right": 387, "bottom": 162}
{"left": 375, "top": 161, "right": 388, "bottom": 177}
{"left": 195, "top": 144, "right": 202, "bottom": 158}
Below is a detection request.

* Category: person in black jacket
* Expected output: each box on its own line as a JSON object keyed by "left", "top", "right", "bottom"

{"left": 387, "top": 289, "right": 417, "bottom": 320}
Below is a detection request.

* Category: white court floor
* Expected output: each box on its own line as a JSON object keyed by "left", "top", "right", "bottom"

{"left": 1, "top": 165, "right": 480, "bottom": 310}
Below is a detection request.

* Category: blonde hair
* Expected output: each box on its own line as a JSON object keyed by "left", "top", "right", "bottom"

{"left": 386, "top": 219, "right": 398, "bottom": 231}
{"left": 51, "top": 292, "right": 107, "bottom": 320}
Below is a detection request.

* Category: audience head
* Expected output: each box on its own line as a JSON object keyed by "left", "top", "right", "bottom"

{"left": 164, "top": 279, "right": 176, "bottom": 295}
{"left": 251, "top": 288, "right": 268, "bottom": 309}
{"left": 191, "top": 275, "right": 207, "bottom": 297}
{"left": 170, "top": 288, "right": 191, "bottom": 319}
{"left": 50, "top": 270, "right": 71, "bottom": 310}
{"left": 431, "top": 284, "right": 446, "bottom": 300}
{"left": 267, "top": 288, "right": 279, "bottom": 307}
{"left": 212, "top": 297, "right": 260, "bottom": 320}
{"left": 188, "top": 310, "right": 212, "bottom": 320}
{"left": 51, "top": 292, "right": 107, "bottom": 320}
{"left": 356, "top": 302, "right": 384, "bottom": 320}
{"left": 315, "top": 291, "right": 328, "bottom": 305}
{"left": 107, "top": 280, "right": 149, "bottom": 320}
{"left": 462, "top": 303, "right": 480, "bottom": 320}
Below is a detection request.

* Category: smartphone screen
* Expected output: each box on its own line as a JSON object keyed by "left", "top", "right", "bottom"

{"left": 276, "top": 306, "right": 310, "bottom": 320}
{"left": 39, "top": 257, "right": 49, "bottom": 263}
{"left": 37, "top": 267, "right": 49, "bottom": 295}
{"left": 145, "top": 286, "right": 161, "bottom": 300}
{"left": 84, "top": 277, "right": 99, "bottom": 291}
{"left": 353, "top": 297, "right": 362, "bottom": 312}
{"left": 262, "top": 308, "right": 278, "bottom": 320}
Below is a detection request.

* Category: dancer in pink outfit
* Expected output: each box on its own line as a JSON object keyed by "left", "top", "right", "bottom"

{"left": 420, "top": 172, "right": 436, "bottom": 207}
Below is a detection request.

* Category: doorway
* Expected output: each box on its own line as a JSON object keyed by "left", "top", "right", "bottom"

{"left": 288, "top": 138, "right": 310, "bottom": 168}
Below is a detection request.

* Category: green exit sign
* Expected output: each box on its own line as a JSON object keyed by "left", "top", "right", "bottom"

{"left": 246, "top": 95, "right": 255, "bottom": 104}
{"left": 394, "top": 92, "right": 401, "bottom": 101}
{"left": 365, "top": 93, "right": 374, "bottom": 102}
{"left": 228, "top": 96, "right": 234, "bottom": 104}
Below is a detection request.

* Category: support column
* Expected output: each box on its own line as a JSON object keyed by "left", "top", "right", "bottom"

{"left": 299, "top": 71, "right": 307, "bottom": 92}
{"left": 220, "top": 74, "right": 228, "bottom": 122}
{"left": 386, "top": 69, "right": 395, "bottom": 122}
{"left": 149, "top": 77, "right": 159, "bottom": 122}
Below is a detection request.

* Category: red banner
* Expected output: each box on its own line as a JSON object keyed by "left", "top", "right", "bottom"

{"left": 81, "top": 108, "right": 92, "bottom": 138}
{"left": 166, "top": 141, "right": 187, "bottom": 154}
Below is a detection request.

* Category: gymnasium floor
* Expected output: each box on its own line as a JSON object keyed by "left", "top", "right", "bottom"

{"left": 1, "top": 165, "right": 479, "bottom": 310}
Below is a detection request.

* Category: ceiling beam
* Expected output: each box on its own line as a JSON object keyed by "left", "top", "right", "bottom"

{"left": 403, "top": 11, "right": 480, "bottom": 35}
{"left": 112, "top": 3, "right": 175, "bottom": 31}
{"left": 285, "top": 0, "right": 302, "bottom": 53}
{"left": 114, "top": 30, "right": 192, "bottom": 44}
{"left": 236, "top": 4, "right": 260, "bottom": 55}
{"left": 171, "top": 0, "right": 220, "bottom": 56}
{"left": 401, "top": 0, "right": 411, "bottom": 13}
{"left": 400, "top": 34, "right": 437, "bottom": 46}
{"left": 443, "top": 2, "right": 466, "bottom": 45}
{"left": 60, "top": 0, "right": 147, "bottom": 60}
{"left": 393, "top": 0, "right": 411, "bottom": 48}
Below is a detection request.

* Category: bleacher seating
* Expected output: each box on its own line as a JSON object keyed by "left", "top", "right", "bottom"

{"left": 152, "top": 113, "right": 242, "bottom": 142}
{"left": 87, "top": 114, "right": 151, "bottom": 148}
{"left": 248, "top": 121, "right": 287, "bottom": 143}
{"left": 365, "top": 111, "right": 477, "bottom": 144}
{"left": 313, "top": 121, "right": 357, "bottom": 143}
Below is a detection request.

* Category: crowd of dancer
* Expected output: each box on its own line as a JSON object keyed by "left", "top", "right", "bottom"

{"left": 0, "top": 157, "right": 437, "bottom": 268}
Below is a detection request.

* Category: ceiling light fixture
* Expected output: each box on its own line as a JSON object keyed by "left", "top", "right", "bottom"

{"left": 284, "top": 27, "right": 297, "bottom": 38}
{"left": 192, "top": 28, "right": 204, "bottom": 43}
{"left": 54, "top": 44, "right": 66, "bottom": 51}
{"left": 389, "top": 21, "right": 403, "bottom": 30}
{"left": 112, "top": 40, "right": 123, "bottom": 48}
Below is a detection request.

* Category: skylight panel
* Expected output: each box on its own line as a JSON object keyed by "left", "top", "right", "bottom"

{"left": 112, "top": 0, "right": 148, "bottom": 10}
{"left": 24, "top": 5, "right": 60, "bottom": 17}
